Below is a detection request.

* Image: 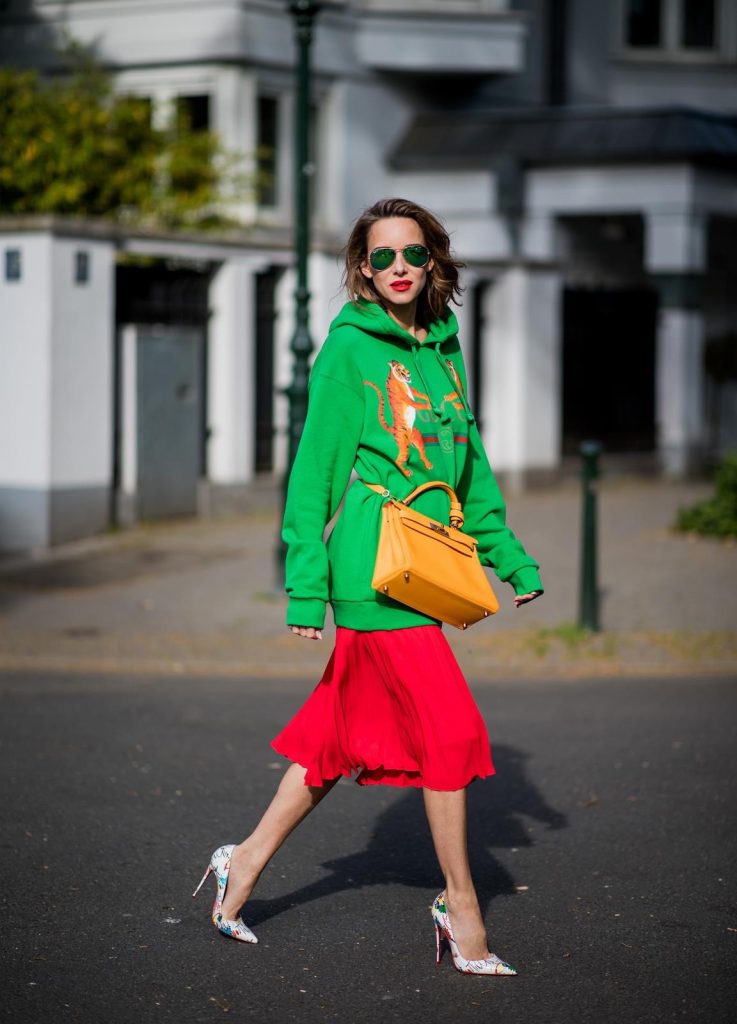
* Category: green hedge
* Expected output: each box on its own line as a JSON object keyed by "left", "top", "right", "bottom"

{"left": 676, "top": 451, "right": 737, "bottom": 538}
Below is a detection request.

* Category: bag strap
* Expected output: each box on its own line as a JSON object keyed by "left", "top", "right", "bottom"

{"left": 363, "top": 480, "right": 464, "bottom": 530}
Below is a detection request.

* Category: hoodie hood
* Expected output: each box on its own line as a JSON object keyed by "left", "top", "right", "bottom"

{"left": 329, "top": 298, "right": 473, "bottom": 426}
{"left": 329, "top": 298, "right": 459, "bottom": 349}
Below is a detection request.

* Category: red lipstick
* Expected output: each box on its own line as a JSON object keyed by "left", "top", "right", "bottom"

{"left": 390, "top": 281, "right": 412, "bottom": 292}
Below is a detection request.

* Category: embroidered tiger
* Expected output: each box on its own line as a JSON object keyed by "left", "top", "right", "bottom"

{"left": 443, "top": 359, "right": 465, "bottom": 412}
{"left": 364, "top": 361, "right": 434, "bottom": 477}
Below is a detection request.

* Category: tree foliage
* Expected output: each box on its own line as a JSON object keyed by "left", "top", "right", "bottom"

{"left": 0, "top": 54, "right": 249, "bottom": 229}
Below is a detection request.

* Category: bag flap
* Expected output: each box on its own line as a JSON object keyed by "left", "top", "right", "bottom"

{"left": 395, "top": 506, "right": 478, "bottom": 557}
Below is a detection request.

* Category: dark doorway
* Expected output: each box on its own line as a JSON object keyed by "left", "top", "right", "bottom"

{"left": 562, "top": 287, "right": 656, "bottom": 454}
{"left": 254, "top": 266, "right": 283, "bottom": 473}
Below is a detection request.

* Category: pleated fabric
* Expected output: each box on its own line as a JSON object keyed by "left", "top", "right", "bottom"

{"left": 271, "top": 625, "right": 494, "bottom": 790}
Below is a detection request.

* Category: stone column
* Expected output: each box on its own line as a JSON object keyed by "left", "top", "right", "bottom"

{"left": 647, "top": 212, "right": 707, "bottom": 476}
{"left": 653, "top": 276, "right": 706, "bottom": 476}
{"left": 481, "top": 265, "right": 562, "bottom": 489}
{"left": 207, "top": 257, "right": 269, "bottom": 507}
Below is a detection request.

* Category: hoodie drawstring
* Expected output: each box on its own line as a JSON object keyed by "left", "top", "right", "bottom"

{"left": 410, "top": 344, "right": 446, "bottom": 421}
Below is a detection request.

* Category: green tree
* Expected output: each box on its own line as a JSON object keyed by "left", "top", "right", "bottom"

{"left": 0, "top": 58, "right": 249, "bottom": 229}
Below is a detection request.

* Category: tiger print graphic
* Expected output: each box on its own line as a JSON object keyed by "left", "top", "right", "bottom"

{"left": 364, "top": 361, "right": 434, "bottom": 477}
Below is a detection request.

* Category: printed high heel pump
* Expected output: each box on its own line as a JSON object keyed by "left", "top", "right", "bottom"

{"left": 192, "top": 844, "right": 257, "bottom": 943}
{"left": 431, "top": 893, "right": 517, "bottom": 976}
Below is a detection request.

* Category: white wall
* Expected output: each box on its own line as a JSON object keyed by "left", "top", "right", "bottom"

{"left": 482, "top": 267, "right": 562, "bottom": 482}
{"left": 0, "top": 233, "right": 52, "bottom": 487}
{"left": 0, "top": 228, "right": 115, "bottom": 550}
{"left": 208, "top": 258, "right": 266, "bottom": 485}
{"left": 50, "top": 237, "right": 114, "bottom": 487}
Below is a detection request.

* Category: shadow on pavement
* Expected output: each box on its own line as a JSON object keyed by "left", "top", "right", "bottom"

{"left": 244, "top": 743, "right": 567, "bottom": 928}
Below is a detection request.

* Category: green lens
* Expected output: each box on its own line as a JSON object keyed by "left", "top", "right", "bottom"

{"left": 404, "top": 245, "right": 429, "bottom": 267}
{"left": 369, "top": 248, "right": 395, "bottom": 271}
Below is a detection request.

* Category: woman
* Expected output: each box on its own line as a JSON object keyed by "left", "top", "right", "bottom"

{"left": 193, "top": 197, "right": 543, "bottom": 975}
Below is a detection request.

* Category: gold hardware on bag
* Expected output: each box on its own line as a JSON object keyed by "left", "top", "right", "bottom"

{"left": 365, "top": 480, "right": 499, "bottom": 630}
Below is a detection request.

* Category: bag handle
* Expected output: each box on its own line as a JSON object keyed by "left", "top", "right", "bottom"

{"left": 364, "top": 480, "right": 465, "bottom": 530}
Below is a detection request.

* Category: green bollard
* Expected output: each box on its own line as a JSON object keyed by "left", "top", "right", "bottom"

{"left": 578, "top": 440, "right": 602, "bottom": 632}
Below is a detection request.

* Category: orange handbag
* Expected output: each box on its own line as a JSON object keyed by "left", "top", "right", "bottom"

{"left": 365, "top": 481, "right": 499, "bottom": 630}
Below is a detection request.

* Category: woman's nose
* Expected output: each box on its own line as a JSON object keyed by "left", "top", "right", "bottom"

{"left": 393, "top": 253, "right": 407, "bottom": 273}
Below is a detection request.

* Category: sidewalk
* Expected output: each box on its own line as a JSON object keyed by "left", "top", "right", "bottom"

{"left": 0, "top": 475, "right": 735, "bottom": 680}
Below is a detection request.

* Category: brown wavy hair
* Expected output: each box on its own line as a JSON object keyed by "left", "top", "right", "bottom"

{"left": 342, "top": 197, "right": 464, "bottom": 324}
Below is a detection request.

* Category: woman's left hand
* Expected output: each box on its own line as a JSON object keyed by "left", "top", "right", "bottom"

{"left": 514, "top": 590, "right": 542, "bottom": 608}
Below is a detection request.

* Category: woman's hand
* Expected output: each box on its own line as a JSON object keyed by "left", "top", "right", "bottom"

{"left": 289, "top": 625, "right": 323, "bottom": 640}
{"left": 514, "top": 590, "right": 542, "bottom": 608}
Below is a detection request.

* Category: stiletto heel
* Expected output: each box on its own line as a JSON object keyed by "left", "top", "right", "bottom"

{"left": 430, "top": 892, "right": 517, "bottom": 976}
{"left": 192, "top": 844, "right": 257, "bottom": 944}
{"left": 435, "top": 922, "right": 446, "bottom": 965}
{"left": 192, "top": 864, "right": 212, "bottom": 898}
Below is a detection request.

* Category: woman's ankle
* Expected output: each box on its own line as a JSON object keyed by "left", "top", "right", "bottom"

{"left": 229, "top": 842, "right": 262, "bottom": 891}
{"left": 444, "top": 885, "right": 480, "bottom": 913}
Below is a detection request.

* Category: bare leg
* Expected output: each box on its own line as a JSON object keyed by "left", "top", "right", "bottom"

{"left": 423, "top": 787, "right": 490, "bottom": 961}
{"left": 220, "top": 762, "right": 339, "bottom": 919}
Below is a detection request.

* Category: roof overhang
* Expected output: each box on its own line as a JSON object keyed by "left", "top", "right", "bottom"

{"left": 391, "top": 107, "right": 737, "bottom": 171}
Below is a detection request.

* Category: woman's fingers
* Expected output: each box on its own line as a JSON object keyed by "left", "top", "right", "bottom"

{"left": 289, "top": 625, "right": 323, "bottom": 640}
{"left": 514, "top": 590, "right": 542, "bottom": 608}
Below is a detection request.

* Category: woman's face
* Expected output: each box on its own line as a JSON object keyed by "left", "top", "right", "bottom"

{"left": 360, "top": 217, "right": 433, "bottom": 313}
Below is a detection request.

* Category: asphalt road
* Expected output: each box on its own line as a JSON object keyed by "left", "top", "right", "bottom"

{"left": 1, "top": 671, "right": 735, "bottom": 1024}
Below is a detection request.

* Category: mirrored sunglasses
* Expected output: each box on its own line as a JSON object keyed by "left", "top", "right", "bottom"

{"left": 368, "top": 244, "right": 430, "bottom": 272}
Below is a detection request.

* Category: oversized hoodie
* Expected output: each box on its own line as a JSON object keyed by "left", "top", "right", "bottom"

{"left": 282, "top": 299, "right": 543, "bottom": 630}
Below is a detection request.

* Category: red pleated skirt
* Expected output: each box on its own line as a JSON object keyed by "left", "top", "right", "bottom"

{"left": 271, "top": 624, "right": 495, "bottom": 791}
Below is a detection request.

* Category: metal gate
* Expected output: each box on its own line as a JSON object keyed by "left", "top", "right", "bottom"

{"left": 136, "top": 327, "right": 202, "bottom": 519}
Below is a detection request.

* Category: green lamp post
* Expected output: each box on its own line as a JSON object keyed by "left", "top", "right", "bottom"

{"left": 285, "top": 0, "right": 321, "bottom": 477}
{"left": 278, "top": 0, "right": 322, "bottom": 580}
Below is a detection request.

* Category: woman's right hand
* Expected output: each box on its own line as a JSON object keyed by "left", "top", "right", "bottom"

{"left": 289, "top": 625, "right": 323, "bottom": 640}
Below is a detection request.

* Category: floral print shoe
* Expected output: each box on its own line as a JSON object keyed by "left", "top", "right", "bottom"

{"left": 192, "top": 844, "right": 257, "bottom": 943}
{"left": 431, "top": 892, "right": 516, "bottom": 975}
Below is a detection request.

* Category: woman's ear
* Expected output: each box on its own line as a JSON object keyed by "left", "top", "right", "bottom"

{"left": 360, "top": 260, "right": 373, "bottom": 281}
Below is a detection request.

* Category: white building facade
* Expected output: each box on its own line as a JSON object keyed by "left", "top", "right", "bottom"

{"left": 1, "top": 0, "right": 737, "bottom": 550}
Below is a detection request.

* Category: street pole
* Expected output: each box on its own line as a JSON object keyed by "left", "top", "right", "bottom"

{"left": 578, "top": 440, "right": 602, "bottom": 632}
{"left": 278, "top": 0, "right": 321, "bottom": 581}
{"left": 286, "top": 0, "right": 319, "bottom": 475}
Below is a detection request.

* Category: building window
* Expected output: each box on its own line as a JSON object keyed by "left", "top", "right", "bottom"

{"left": 75, "top": 251, "right": 90, "bottom": 285}
{"left": 175, "top": 94, "right": 210, "bottom": 133}
{"left": 5, "top": 249, "right": 21, "bottom": 282}
{"left": 257, "top": 95, "right": 279, "bottom": 208}
{"left": 621, "top": 0, "right": 721, "bottom": 57}
{"left": 681, "top": 0, "right": 716, "bottom": 49}
{"left": 625, "top": 0, "right": 662, "bottom": 48}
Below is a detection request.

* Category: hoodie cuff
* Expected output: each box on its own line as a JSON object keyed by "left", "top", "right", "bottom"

{"left": 286, "top": 597, "right": 327, "bottom": 630}
{"left": 509, "top": 566, "right": 544, "bottom": 597}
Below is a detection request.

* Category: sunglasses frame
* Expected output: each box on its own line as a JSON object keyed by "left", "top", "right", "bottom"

{"left": 368, "top": 244, "right": 431, "bottom": 272}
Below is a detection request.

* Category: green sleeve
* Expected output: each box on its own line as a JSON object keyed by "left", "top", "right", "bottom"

{"left": 282, "top": 368, "right": 365, "bottom": 629}
{"left": 457, "top": 420, "right": 543, "bottom": 596}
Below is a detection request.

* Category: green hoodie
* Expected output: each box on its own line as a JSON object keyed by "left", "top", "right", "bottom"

{"left": 283, "top": 299, "right": 543, "bottom": 630}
